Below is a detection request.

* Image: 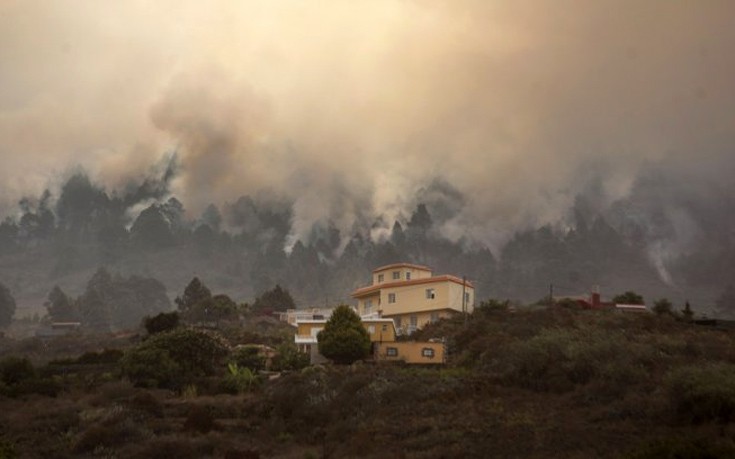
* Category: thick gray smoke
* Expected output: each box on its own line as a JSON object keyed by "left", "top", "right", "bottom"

{"left": 1, "top": 1, "right": 734, "bottom": 252}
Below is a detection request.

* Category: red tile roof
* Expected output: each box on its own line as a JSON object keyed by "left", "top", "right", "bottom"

{"left": 372, "top": 262, "right": 433, "bottom": 273}
{"left": 352, "top": 275, "right": 474, "bottom": 298}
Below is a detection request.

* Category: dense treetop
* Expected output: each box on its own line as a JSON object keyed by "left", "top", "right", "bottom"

{"left": 0, "top": 169, "right": 732, "bottom": 319}
{"left": 317, "top": 305, "right": 371, "bottom": 365}
{"left": 0, "top": 282, "right": 16, "bottom": 328}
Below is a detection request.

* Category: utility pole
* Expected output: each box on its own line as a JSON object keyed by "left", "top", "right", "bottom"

{"left": 462, "top": 275, "right": 468, "bottom": 326}
{"left": 549, "top": 284, "right": 554, "bottom": 306}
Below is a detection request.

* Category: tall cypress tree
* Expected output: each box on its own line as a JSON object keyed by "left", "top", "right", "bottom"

{"left": 317, "top": 305, "right": 371, "bottom": 364}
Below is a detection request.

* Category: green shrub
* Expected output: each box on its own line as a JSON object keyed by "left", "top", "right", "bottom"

{"left": 221, "top": 363, "right": 259, "bottom": 394}
{"left": 230, "top": 345, "right": 266, "bottom": 371}
{"left": 487, "top": 327, "right": 657, "bottom": 393}
{"left": 121, "top": 346, "right": 181, "bottom": 388}
{"left": 271, "top": 342, "right": 309, "bottom": 372}
{"left": 317, "top": 305, "right": 370, "bottom": 365}
{"left": 122, "top": 328, "right": 229, "bottom": 388}
{"left": 145, "top": 328, "right": 229, "bottom": 376}
{"left": 665, "top": 363, "right": 735, "bottom": 424}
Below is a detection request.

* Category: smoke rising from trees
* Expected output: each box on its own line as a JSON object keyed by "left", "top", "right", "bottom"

{"left": 1, "top": 1, "right": 734, "bottom": 249}
{"left": 1, "top": 1, "right": 734, "bottom": 319}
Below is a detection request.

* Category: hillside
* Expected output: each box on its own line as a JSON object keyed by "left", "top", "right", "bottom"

{"left": 1, "top": 306, "right": 734, "bottom": 457}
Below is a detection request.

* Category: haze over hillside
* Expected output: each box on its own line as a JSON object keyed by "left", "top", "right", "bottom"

{"left": 1, "top": 1, "right": 734, "bottom": 319}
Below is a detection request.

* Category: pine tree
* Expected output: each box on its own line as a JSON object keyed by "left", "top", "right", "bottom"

{"left": 175, "top": 277, "right": 212, "bottom": 314}
{"left": 45, "top": 286, "right": 78, "bottom": 322}
{"left": 252, "top": 284, "right": 295, "bottom": 313}
{"left": 682, "top": 301, "right": 693, "bottom": 321}
{"left": 0, "top": 282, "right": 16, "bottom": 328}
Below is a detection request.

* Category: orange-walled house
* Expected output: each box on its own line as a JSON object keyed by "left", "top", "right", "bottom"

{"left": 294, "top": 316, "right": 445, "bottom": 365}
{"left": 351, "top": 263, "right": 474, "bottom": 334}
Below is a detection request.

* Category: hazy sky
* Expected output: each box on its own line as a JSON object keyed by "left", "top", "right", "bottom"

{"left": 1, "top": 1, "right": 734, "bottom": 246}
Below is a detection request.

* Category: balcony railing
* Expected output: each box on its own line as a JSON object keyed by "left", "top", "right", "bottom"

{"left": 295, "top": 335, "right": 318, "bottom": 344}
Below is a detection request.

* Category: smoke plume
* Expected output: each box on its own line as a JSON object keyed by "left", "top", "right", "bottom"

{"left": 1, "top": 1, "right": 734, "bottom": 251}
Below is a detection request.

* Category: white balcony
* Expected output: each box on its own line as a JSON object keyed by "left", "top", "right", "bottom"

{"left": 294, "top": 335, "right": 318, "bottom": 344}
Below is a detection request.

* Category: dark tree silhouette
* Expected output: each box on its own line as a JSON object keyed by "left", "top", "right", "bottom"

{"left": 175, "top": 277, "right": 212, "bottom": 314}
{"left": 45, "top": 286, "right": 78, "bottom": 322}
{"left": 612, "top": 291, "right": 645, "bottom": 305}
{"left": 0, "top": 282, "right": 16, "bottom": 328}
{"left": 252, "top": 284, "right": 295, "bottom": 313}
{"left": 144, "top": 311, "right": 180, "bottom": 335}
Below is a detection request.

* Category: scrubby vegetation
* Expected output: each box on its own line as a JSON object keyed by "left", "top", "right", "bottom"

{"left": 1, "top": 306, "right": 735, "bottom": 457}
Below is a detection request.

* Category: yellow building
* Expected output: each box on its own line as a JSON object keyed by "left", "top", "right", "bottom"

{"left": 374, "top": 340, "right": 445, "bottom": 364}
{"left": 352, "top": 263, "right": 474, "bottom": 334}
{"left": 294, "top": 315, "right": 445, "bottom": 365}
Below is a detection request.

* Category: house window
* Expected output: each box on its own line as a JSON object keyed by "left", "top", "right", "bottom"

{"left": 406, "top": 272, "right": 411, "bottom": 280}
{"left": 382, "top": 324, "right": 388, "bottom": 332}
{"left": 386, "top": 347, "right": 398, "bottom": 357}
{"left": 426, "top": 288, "right": 435, "bottom": 299}
{"left": 364, "top": 299, "right": 373, "bottom": 314}
{"left": 464, "top": 292, "right": 471, "bottom": 304}
{"left": 367, "top": 325, "right": 375, "bottom": 334}
{"left": 388, "top": 293, "right": 396, "bottom": 303}
{"left": 422, "top": 348, "right": 435, "bottom": 358}
{"left": 377, "top": 274, "right": 384, "bottom": 283}
{"left": 392, "top": 271, "right": 400, "bottom": 280}
{"left": 431, "top": 312, "right": 439, "bottom": 323}
{"left": 395, "top": 317, "right": 402, "bottom": 328}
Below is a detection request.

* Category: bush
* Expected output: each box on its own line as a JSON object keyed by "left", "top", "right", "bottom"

{"left": 230, "top": 345, "right": 266, "bottom": 372}
{"left": 127, "top": 391, "right": 164, "bottom": 418}
{"left": 145, "top": 328, "right": 229, "bottom": 376}
{"left": 121, "top": 346, "right": 182, "bottom": 388}
{"left": 476, "top": 299, "right": 511, "bottom": 315}
{"left": 486, "top": 327, "right": 657, "bottom": 393}
{"left": 0, "top": 357, "right": 35, "bottom": 385}
{"left": 271, "top": 342, "right": 310, "bottom": 372}
{"left": 73, "top": 407, "right": 146, "bottom": 452}
{"left": 666, "top": 363, "right": 735, "bottom": 424}
{"left": 122, "top": 328, "right": 229, "bottom": 388}
{"left": 76, "top": 348, "right": 124, "bottom": 365}
{"left": 653, "top": 298, "right": 673, "bottom": 316}
{"left": 12, "top": 377, "right": 62, "bottom": 397}
{"left": 144, "top": 311, "right": 180, "bottom": 335}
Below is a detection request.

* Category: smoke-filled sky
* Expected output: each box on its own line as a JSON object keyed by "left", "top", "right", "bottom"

{"left": 1, "top": 0, "right": 734, "bottom": 247}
